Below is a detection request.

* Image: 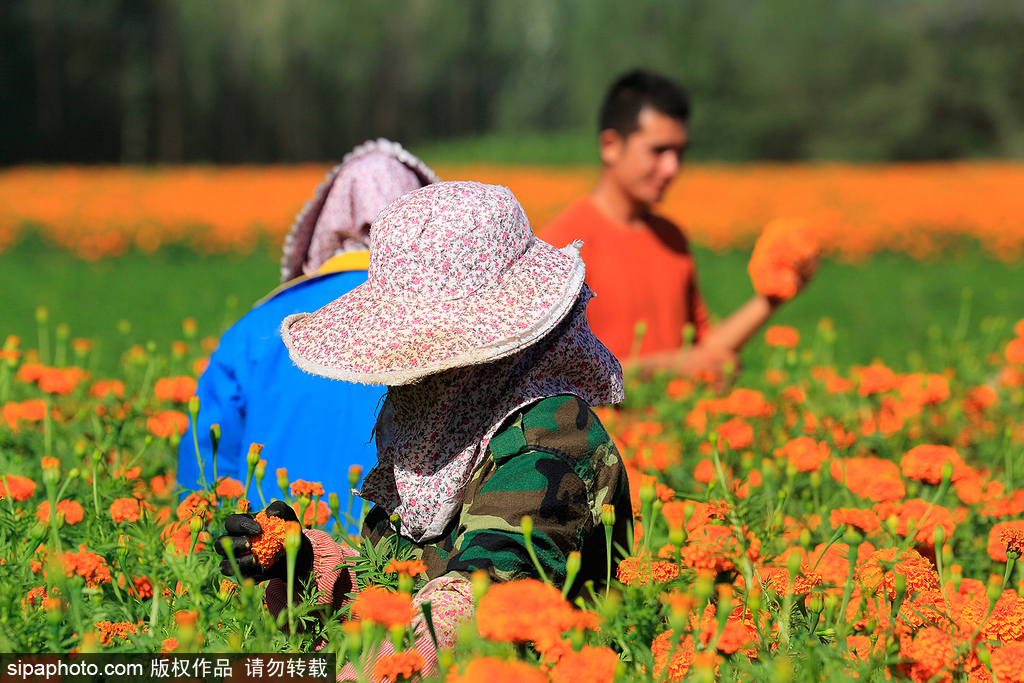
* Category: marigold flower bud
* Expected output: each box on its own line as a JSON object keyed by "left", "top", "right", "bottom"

{"left": 521, "top": 515, "right": 533, "bottom": 537}
{"left": 187, "top": 396, "right": 200, "bottom": 421}
{"left": 328, "top": 492, "right": 340, "bottom": 517}
{"left": 235, "top": 499, "right": 251, "bottom": 514}
{"left": 277, "top": 468, "right": 289, "bottom": 498}
{"left": 247, "top": 443, "right": 263, "bottom": 467}
{"left": 348, "top": 465, "right": 363, "bottom": 488}
{"left": 601, "top": 503, "right": 616, "bottom": 527}
{"left": 566, "top": 551, "right": 582, "bottom": 579}
{"left": 638, "top": 476, "right": 657, "bottom": 505}
{"left": 471, "top": 569, "right": 490, "bottom": 601}
{"left": 284, "top": 521, "right": 302, "bottom": 554}
{"left": 35, "top": 306, "right": 48, "bottom": 324}
{"left": 210, "top": 423, "right": 221, "bottom": 448}
{"left": 787, "top": 550, "right": 803, "bottom": 577}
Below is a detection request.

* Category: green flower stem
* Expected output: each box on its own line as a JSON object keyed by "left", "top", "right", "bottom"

{"left": 604, "top": 524, "right": 613, "bottom": 599}
{"left": 521, "top": 515, "right": 550, "bottom": 584}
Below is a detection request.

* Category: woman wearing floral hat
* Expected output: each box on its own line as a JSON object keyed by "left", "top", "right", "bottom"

{"left": 215, "top": 181, "right": 633, "bottom": 675}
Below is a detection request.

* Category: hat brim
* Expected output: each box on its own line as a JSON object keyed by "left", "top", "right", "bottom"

{"left": 281, "top": 239, "right": 585, "bottom": 386}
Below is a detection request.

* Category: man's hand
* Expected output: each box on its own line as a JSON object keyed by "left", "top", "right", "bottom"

{"left": 215, "top": 500, "right": 313, "bottom": 582}
{"left": 627, "top": 344, "right": 739, "bottom": 391}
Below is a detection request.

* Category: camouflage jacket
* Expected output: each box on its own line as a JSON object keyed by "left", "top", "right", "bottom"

{"left": 362, "top": 394, "right": 633, "bottom": 596}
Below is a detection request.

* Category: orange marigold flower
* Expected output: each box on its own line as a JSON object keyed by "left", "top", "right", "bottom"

{"left": 764, "top": 567, "right": 823, "bottom": 596}
{"left": 721, "top": 388, "right": 772, "bottom": 418}
{"left": 1, "top": 474, "right": 37, "bottom": 501}
{"left": 160, "top": 637, "right": 178, "bottom": 653}
{"left": 38, "top": 366, "right": 87, "bottom": 394}
{"left": 548, "top": 645, "right": 618, "bottom": 683}
{"left": 775, "top": 436, "right": 830, "bottom": 472}
{"left": 964, "top": 385, "right": 998, "bottom": 414}
{"left": 89, "top": 379, "right": 126, "bottom": 399}
{"left": 900, "top": 626, "right": 958, "bottom": 683}
{"left": 900, "top": 444, "right": 966, "bottom": 485}
{"left": 716, "top": 417, "right": 753, "bottom": 450}
{"left": 857, "top": 364, "right": 897, "bottom": 396}
{"left": 857, "top": 547, "right": 939, "bottom": 599}
{"left": 147, "top": 410, "right": 189, "bottom": 439}
{"left": 110, "top": 497, "right": 152, "bottom": 524}
{"left": 991, "top": 641, "right": 1024, "bottom": 683}
{"left": 249, "top": 511, "right": 287, "bottom": 567}
{"left": 616, "top": 554, "right": 680, "bottom": 587}
{"left": 351, "top": 585, "right": 414, "bottom": 628}
{"left": 957, "top": 590, "right": 1024, "bottom": 643}
{"left": 765, "top": 325, "right": 800, "bottom": 349}
{"left": 898, "top": 373, "right": 950, "bottom": 406}
{"left": 25, "top": 586, "right": 47, "bottom": 608}
{"left": 36, "top": 499, "right": 85, "bottom": 525}
{"left": 372, "top": 650, "right": 425, "bottom": 683}
{"left": 446, "top": 657, "right": 546, "bottom": 683}
{"left": 129, "top": 575, "right": 154, "bottom": 599}
{"left": 153, "top": 376, "right": 197, "bottom": 403}
{"left": 59, "top": 545, "right": 112, "bottom": 588}
{"left": 651, "top": 630, "right": 695, "bottom": 682}
{"left": 385, "top": 559, "right": 427, "bottom": 577}
{"left": 17, "top": 362, "right": 45, "bottom": 383}
{"left": 1006, "top": 337, "right": 1024, "bottom": 365}
{"left": 292, "top": 500, "right": 331, "bottom": 526}
{"left": 830, "top": 457, "right": 905, "bottom": 503}
{"left": 94, "top": 620, "right": 140, "bottom": 646}
{"left": 477, "top": 579, "right": 584, "bottom": 647}
{"left": 830, "top": 508, "right": 881, "bottom": 533}
{"left": 680, "top": 525, "right": 744, "bottom": 573}
{"left": 747, "top": 217, "right": 818, "bottom": 302}
{"left": 877, "top": 498, "right": 956, "bottom": 546}
{"left": 160, "top": 520, "right": 208, "bottom": 557}
{"left": 661, "top": 501, "right": 691, "bottom": 530}
{"left": 176, "top": 491, "right": 215, "bottom": 521}
{"left": 988, "top": 522, "right": 1024, "bottom": 562}
{"left": 40, "top": 456, "right": 61, "bottom": 472}
{"left": 289, "top": 479, "right": 325, "bottom": 498}
{"left": 215, "top": 477, "right": 245, "bottom": 499}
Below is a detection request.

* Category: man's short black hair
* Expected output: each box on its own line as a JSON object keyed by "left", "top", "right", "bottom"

{"left": 599, "top": 70, "right": 690, "bottom": 137}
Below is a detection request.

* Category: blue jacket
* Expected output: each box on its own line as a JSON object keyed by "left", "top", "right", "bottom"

{"left": 176, "top": 266, "right": 383, "bottom": 505}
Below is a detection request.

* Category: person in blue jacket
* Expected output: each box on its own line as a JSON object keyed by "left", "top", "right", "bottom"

{"left": 177, "top": 139, "right": 439, "bottom": 505}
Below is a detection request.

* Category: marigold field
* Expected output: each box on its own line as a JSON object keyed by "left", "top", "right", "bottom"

{"left": 3, "top": 163, "right": 1024, "bottom": 681}
{"left": 2, "top": 163, "right": 1024, "bottom": 261}
{"left": 2, "top": 303, "right": 1024, "bottom": 682}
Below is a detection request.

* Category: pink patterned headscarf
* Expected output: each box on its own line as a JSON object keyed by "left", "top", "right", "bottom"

{"left": 302, "top": 153, "right": 424, "bottom": 276}
{"left": 360, "top": 285, "right": 624, "bottom": 542}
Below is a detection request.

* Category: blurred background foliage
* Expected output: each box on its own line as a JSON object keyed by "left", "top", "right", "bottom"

{"left": 3, "top": 0, "right": 1024, "bottom": 165}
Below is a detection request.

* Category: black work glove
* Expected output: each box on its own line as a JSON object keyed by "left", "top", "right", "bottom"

{"left": 215, "top": 500, "right": 314, "bottom": 583}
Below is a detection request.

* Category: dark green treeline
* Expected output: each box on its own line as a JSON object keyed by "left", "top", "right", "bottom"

{"left": 3, "top": 0, "right": 1024, "bottom": 164}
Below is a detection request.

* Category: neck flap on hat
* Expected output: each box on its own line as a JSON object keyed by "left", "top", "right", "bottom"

{"left": 358, "top": 286, "right": 624, "bottom": 542}
{"left": 302, "top": 153, "right": 423, "bottom": 276}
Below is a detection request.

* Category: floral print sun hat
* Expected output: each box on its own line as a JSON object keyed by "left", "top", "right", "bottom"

{"left": 279, "top": 138, "right": 440, "bottom": 283}
{"left": 281, "top": 180, "right": 590, "bottom": 386}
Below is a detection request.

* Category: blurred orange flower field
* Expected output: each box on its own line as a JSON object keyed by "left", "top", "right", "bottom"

{"left": 1, "top": 163, "right": 1022, "bottom": 261}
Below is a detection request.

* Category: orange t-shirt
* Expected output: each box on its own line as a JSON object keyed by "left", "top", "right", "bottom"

{"left": 541, "top": 196, "right": 711, "bottom": 360}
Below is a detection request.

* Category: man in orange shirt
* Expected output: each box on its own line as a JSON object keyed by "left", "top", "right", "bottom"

{"left": 543, "top": 70, "right": 814, "bottom": 378}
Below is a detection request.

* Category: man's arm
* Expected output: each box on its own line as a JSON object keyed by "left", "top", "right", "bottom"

{"left": 630, "top": 293, "right": 787, "bottom": 379}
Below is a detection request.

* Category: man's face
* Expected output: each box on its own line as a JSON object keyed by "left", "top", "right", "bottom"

{"left": 600, "top": 107, "right": 688, "bottom": 207}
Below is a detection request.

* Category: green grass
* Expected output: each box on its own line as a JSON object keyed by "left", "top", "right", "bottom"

{"left": 415, "top": 130, "right": 598, "bottom": 166}
{"left": 2, "top": 231, "right": 1022, "bottom": 374}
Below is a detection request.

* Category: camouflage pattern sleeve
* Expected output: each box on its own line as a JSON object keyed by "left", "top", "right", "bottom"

{"left": 439, "top": 394, "right": 633, "bottom": 595}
